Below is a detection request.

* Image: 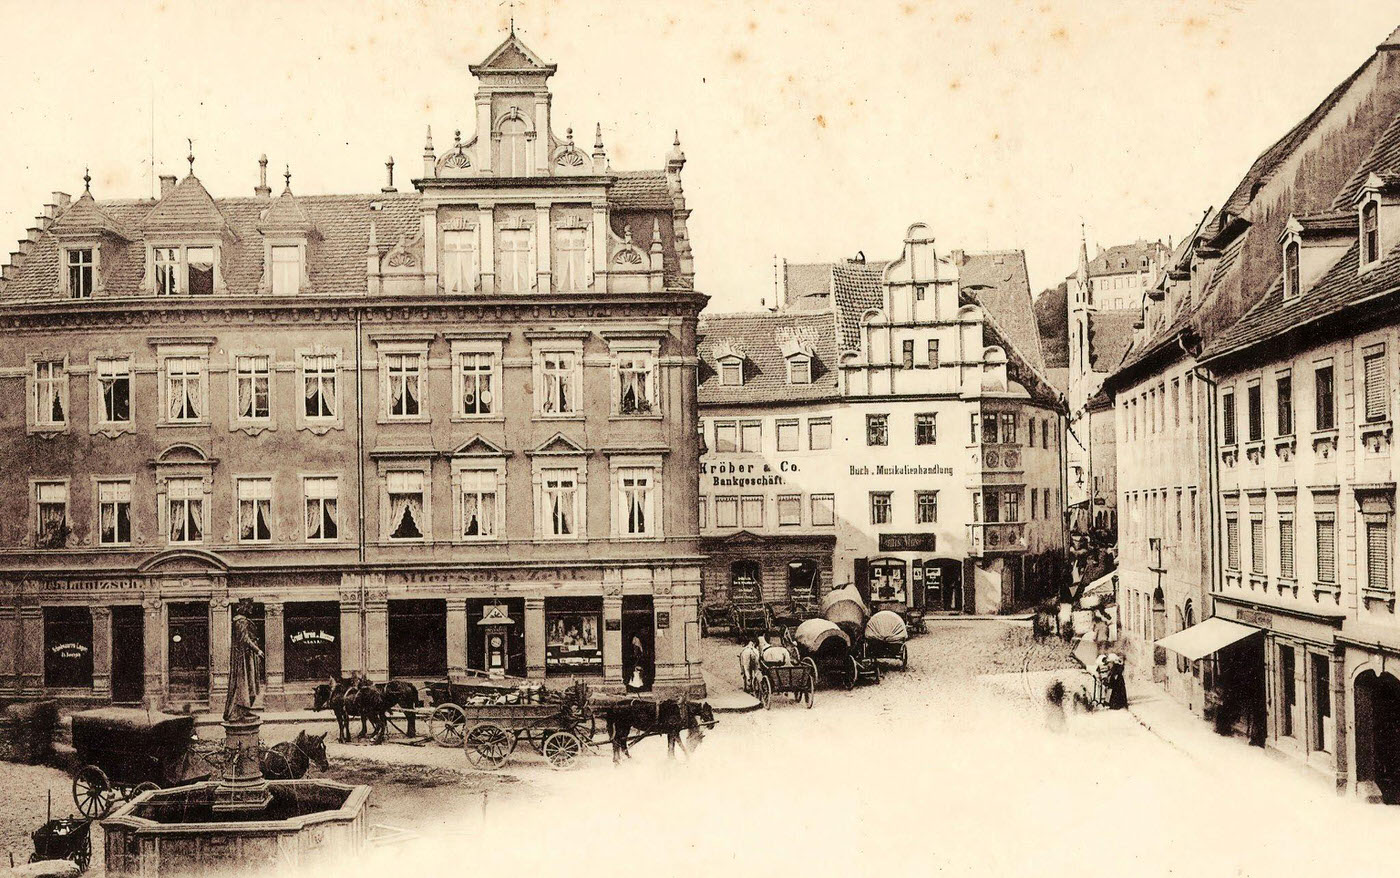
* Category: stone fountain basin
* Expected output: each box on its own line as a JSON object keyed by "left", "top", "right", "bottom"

{"left": 102, "top": 780, "right": 370, "bottom": 876}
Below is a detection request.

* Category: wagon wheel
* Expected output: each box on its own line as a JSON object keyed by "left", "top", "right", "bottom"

{"left": 900, "top": 643, "right": 909, "bottom": 670}
{"left": 72, "top": 829, "right": 92, "bottom": 873}
{"left": 463, "top": 723, "right": 513, "bottom": 771}
{"left": 804, "top": 669, "right": 816, "bottom": 708}
{"left": 429, "top": 704, "right": 469, "bottom": 748}
{"left": 873, "top": 661, "right": 882, "bottom": 684}
{"left": 804, "top": 657, "right": 819, "bottom": 689}
{"left": 523, "top": 727, "right": 555, "bottom": 754}
{"left": 542, "top": 731, "right": 584, "bottom": 770}
{"left": 73, "top": 766, "right": 114, "bottom": 818}
{"left": 846, "top": 656, "right": 858, "bottom": 690}
{"left": 757, "top": 675, "right": 772, "bottom": 709}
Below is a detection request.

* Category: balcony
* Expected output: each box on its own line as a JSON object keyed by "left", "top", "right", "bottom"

{"left": 968, "top": 521, "right": 1027, "bottom": 555}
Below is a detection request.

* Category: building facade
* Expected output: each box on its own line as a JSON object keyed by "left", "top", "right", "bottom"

{"left": 699, "top": 226, "right": 1067, "bottom": 616}
{"left": 0, "top": 33, "right": 707, "bottom": 710}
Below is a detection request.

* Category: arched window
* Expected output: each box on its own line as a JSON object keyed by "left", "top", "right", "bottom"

{"left": 1284, "top": 240, "right": 1300, "bottom": 298}
{"left": 730, "top": 560, "right": 762, "bottom": 604}
{"left": 497, "top": 117, "right": 531, "bottom": 178}
{"left": 1363, "top": 201, "right": 1379, "bottom": 265}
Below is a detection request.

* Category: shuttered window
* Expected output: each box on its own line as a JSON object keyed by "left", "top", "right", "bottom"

{"left": 1279, "top": 518, "right": 1295, "bottom": 579}
{"left": 1367, "top": 520, "right": 1390, "bottom": 592}
{"left": 1226, "top": 516, "right": 1240, "bottom": 570}
{"left": 1222, "top": 391, "right": 1237, "bottom": 445}
{"left": 1315, "top": 366, "right": 1335, "bottom": 430}
{"left": 1316, "top": 515, "right": 1336, "bottom": 584}
{"left": 1276, "top": 374, "right": 1293, "bottom": 436}
{"left": 1251, "top": 518, "right": 1265, "bottom": 574}
{"left": 1365, "top": 350, "right": 1388, "bottom": 423}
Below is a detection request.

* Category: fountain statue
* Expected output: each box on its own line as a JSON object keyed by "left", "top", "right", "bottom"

{"left": 215, "top": 598, "right": 272, "bottom": 812}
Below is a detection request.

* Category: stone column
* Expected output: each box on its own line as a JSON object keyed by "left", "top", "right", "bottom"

{"left": 421, "top": 205, "right": 439, "bottom": 294}
{"left": 263, "top": 602, "right": 285, "bottom": 709}
{"left": 365, "top": 584, "right": 389, "bottom": 681}
{"left": 208, "top": 597, "right": 232, "bottom": 714}
{"left": 339, "top": 577, "right": 363, "bottom": 679}
{"left": 602, "top": 594, "right": 623, "bottom": 685}
{"left": 446, "top": 597, "right": 469, "bottom": 683}
{"left": 17, "top": 605, "right": 43, "bottom": 697}
{"left": 535, "top": 203, "right": 552, "bottom": 293}
{"left": 478, "top": 207, "right": 496, "bottom": 294}
{"left": 475, "top": 97, "right": 492, "bottom": 172}
{"left": 142, "top": 596, "right": 165, "bottom": 710}
{"left": 90, "top": 606, "right": 112, "bottom": 701}
{"left": 0, "top": 604, "right": 17, "bottom": 697}
{"left": 524, "top": 597, "right": 545, "bottom": 680}
{"left": 591, "top": 203, "right": 609, "bottom": 291}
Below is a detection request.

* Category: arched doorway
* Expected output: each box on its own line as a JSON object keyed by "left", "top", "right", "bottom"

{"left": 867, "top": 558, "right": 908, "bottom": 605}
{"left": 1151, "top": 587, "right": 1167, "bottom": 682}
{"left": 730, "top": 560, "right": 762, "bottom": 605}
{"left": 1355, "top": 670, "right": 1400, "bottom": 804}
{"left": 787, "top": 559, "right": 820, "bottom": 602}
{"left": 923, "top": 559, "right": 963, "bottom": 612}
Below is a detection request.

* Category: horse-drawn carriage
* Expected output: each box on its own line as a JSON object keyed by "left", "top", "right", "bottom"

{"left": 863, "top": 609, "right": 910, "bottom": 670}
{"left": 793, "top": 618, "right": 878, "bottom": 689}
{"left": 69, "top": 708, "right": 216, "bottom": 818}
{"left": 751, "top": 655, "right": 817, "bottom": 708}
{"left": 455, "top": 681, "right": 595, "bottom": 770}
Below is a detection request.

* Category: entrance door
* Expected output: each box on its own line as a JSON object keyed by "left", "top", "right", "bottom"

{"left": 111, "top": 606, "right": 144, "bottom": 703}
{"left": 926, "top": 560, "right": 962, "bottom": 612}
{"left": 621, "top": 596, "right": 655, "bottom": 692}
{"left": 1356, "top": 670, "right": 1400, "bottom": 803}
{"left": 388, "top": 599, "right": 447, "bottom": 678}
{"left": 167, "top": 601, "right": 210, "bottom": 701}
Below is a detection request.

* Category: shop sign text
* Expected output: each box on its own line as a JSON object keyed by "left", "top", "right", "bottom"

{"left": 849, "top": 464, "right": 954, "bottom": 477}
{"left": 395, "top": 568, "right": 595, "bottom": 586}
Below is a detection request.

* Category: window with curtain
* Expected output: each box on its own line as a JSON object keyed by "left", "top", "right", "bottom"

{"left": 554, "top": 227, "right": 590, "bottom": 291}
{"left": 97, "top": 358, "right": 130, "bottom": 424}
{"left": 461, "top": 470, "right": 498, "bottom": 538}
{"left": 387, "top": 471, "right": 426, "bottom": 540}
{"left": 386, "top": 353, "right": 422, "bottom": 418}
{"left": 304, "top": 354, "right": 337, "bottom": 418}
{"left": 154, "top": 246, "right": 178, "bottom": 295}
{"left": 186, "top": 246, "right": 214, "bottom": 296}
{"left": 620, "top": 467, "right": 654, "bottom": 536}
{"left": 915, "top": 413, "right": 936, "bottom": 445}
{"left": 542, "top": 469, "right": 577, "bottom": 537}
{"left": 271, "top": 245, "right": 300, "bottom": 294}
{"left": 1367, "top": 519, "right": 1391, "bottom": 592}
{"left": 1002, "top": 490, "right": 1020, "bottom": 523}
{"left": 867, "top": 414, "right": 889, "bottom": 446}
{"left": 917, "top": 491, "right": 938, "bottom": 524}
{"left": 167, "top": 478, "right": 203, "bottom": 543}
{"left": 1000, "top": 412, "right": 1017, "bottom": 444}
{"left": 166, "top": 357, "right": 203, "bottom": 422}
{"left": 235, "top": 356, "right": 270, "bottom": 420}
{"left": 98, "top": 480, "right": 131, "bottom": 545}
{"left": 617, "top": 352, "right": 654, "bottom": 415}
{"left": 1316, "top": 514, "right": 1336, "bottom": 583}
{"left": 304, "top": 477, "right": 338, "bottom": 541}
{"left": 541, "top": 352, "right": 577, "bottom": 414}
{"left": 34, "top": 360, "right": 66, "bottom": 426}
{"left": 238, "top": 478, "right": 273, "bottom": 542}
{"left": 1364, "top": 349, "right": 1388, "bottom": 423}
{"left": 870, "top": 492, "right": 891, "bottom": 525}
{"left": 35, "top": 482, "right": 68, "bottom": 547}
{"left": 442, "top": 230, "right": 478, "bottom": 294}
{"left": 498, "top": 118, "right": 531, "bottom": 177}
{"left": 459, "top": 352, "right": 494, "bottom": 415}
{"left": 497, "top": 228, "right": 533, "bottom": 292}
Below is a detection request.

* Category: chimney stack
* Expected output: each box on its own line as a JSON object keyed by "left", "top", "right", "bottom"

{"left": 255, "top": 154, "right": 272, "bottom": 198}
{"left": 382, "top": 157, "right": 397, "bottom": 193}
{"left": 52, "top": 192, "right": 71, "bottom": 211}
{"left": 159, "top": 175, "right": 177, "bottom": 198}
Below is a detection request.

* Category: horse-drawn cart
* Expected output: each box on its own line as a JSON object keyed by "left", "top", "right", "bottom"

{"left": 459, "top": 682, "right": 595, "bottom": 770}
{"left": 753, "top": 657, "right": 817, "bottom": 709}
{"left": 864, "top": 609, "right": 910, "bottom": 670}
{"left": 69, "top": 708, "right": 215, "bottom": 818}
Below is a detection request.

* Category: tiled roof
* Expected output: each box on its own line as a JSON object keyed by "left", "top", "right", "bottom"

{"left": 1335, "top": 94, "right": 1400, "bottom": 208}
{"left": 697, "top": 310, "right": 841, "bottom": 406}
{"left": 1084, "top": 241, "right": 1169, "bottom": 277}
{"left": 1045, "top": 367, "right": 1070, "bottom": 394}
{"left": 1293, "top": 210, "right": 1356, "bottom": 235}
{"left": 48, "top": 191, "right": 130, "bottom": 239}
{"left": 830, "top": 261, "right": 887, "bottom": 350}
{"left": 142, "top": 174, "right": 229, "bottom": 231}
{"left": 958, "top": 250, "right": 1044, "bottom": 372}
{"left": 1087, "top": 310, "right": 1137, "bottom": 372}
{"left": 782, "top": 261, "right": 836, "bottom": 311}
{"left": 610, "top": 170, "right": 672, "bottom": 210}
{"left": 1200, "top": 240, "right": 1400, "bottom": 364}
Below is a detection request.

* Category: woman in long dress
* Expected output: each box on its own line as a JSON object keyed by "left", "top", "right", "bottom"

{"left": 224, "top": 598, "right": 266, "bottom": 721}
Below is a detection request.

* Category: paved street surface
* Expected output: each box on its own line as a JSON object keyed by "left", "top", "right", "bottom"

{"left": 4, "top": 619, "right": 1398, "bottom": 877}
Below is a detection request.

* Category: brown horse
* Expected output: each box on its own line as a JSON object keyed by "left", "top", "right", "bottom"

{"left": 313, "top": 675, "right": 419, "bottom": 744}
{"left": 601, "top": 698, "right": 714, "bottom": 764}
{"left": 259, "top": 730, "right": 330, "bottom": 779}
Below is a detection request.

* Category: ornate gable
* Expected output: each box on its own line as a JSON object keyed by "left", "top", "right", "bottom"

{"left": 527, "top": 432, "right": 590, "bottom": 456}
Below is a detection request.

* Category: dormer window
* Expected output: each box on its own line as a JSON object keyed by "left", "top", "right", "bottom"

{"left": 67, "top": 249, "right": 94, "bottom": 299}
{"left": 1284, "top": 240, "right": 1300, "bottom": 299}
{"left": 270, "top": 245, "right": 301, "bottom": 295}
{"left": 151, "top": 244, "right": 219, "bottom": 296}
{"left": 154, "top": 247, "right": 178, "bottom": 295}
{"left": 188, "top": 247, "right": 214, "bottom": 295}
{"left": 719, "top": 359, "right": 743, "bottom": 387}
{"left": 787, "top": 355, "right": 811, "bottom": 385}
{"left": 1363, "top": 201, "right": 1379, "bottom": 265}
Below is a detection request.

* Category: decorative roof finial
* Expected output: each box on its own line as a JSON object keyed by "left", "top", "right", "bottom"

{"left": 187, "top": 138, "right": 195, "bottom": 175}
{"left": 83, "top": 167, "right": 91, "bottom": 194}
{"left": 566, "top": 127, "right": 574, "bottom": 146}
{"left": 424, "top": 125, "right": 434, "bottom": 153}
{"left": 283, "top": 164, "right": 292, "bottom": 193}
{"left": 674, "top": 129, "right": 681, "bottom": 147}
{"left": 383, "top": 156, "right": 397, "bottom": 194}
{"left": 594, "top": 123, "right": 603, "bottom": 150}
{"left": 454, "top": 129, "right": 462, "bottom": 148}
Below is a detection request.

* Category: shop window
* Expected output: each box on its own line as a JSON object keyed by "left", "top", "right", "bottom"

{"left": 96, "top": 357, "right": 131, "bottom": 425}
{"left": 730, "top": 561, "right": 762, "bottom": 604}
{"left": 44, "top": 606, "right": 93, "bottom": 688}
{"left": 468, "top": 598, "right": 526, "bottom": 677}
{"left": 788, "top": 559, "right": 820, "bottom": 600}
{"left": 284, "top": 602, "right": 340, "bottom": 682}
{"left": 1279, "top": 645, "right": 1296, "bottom": 738}
{"left": 868, "top": 559, "right": 907, "bottom": 603}
{"left": 388, "top": 599, "right": 447, "bottom": 678}
{"left": 546, "top": 597, "right": 603, "bottom": 674}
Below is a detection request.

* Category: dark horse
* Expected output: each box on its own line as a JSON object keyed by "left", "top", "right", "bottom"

{"left": 259, "top": 730, "right": 330, "bottom": 779}
{"left": 313, "top": 675, "right": 419, "bottom": 744}
{"left": 600, "top": 697, "right": 714, "bottom": 764}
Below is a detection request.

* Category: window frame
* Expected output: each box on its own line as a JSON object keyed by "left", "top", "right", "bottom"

{"left": 33, "top": 479, "right": 70, "bottom": 548}
{"left": 159, "top": 349, "right": 210, "bottom": 427}
{"left": 714, "top": 496, "right": 739, "bottom": 529}
{"left": 164, "top": 476, "right": 207, "bottom": 545}
{"left": 441, "top": 225, "right": 482, "bottom": 295}
{"left": 383, "top": 468, "right": 431, "bottom": 543}
{"left": 811, "top": 493, "right": 835, "bottom": 527}
{"left": 231, "top": 352, "right": 274, "bottom": 428}
{"left": 609, "top": 456, "right": 662, "bottom": 540}
{"left": 454, "top": 464, "right": 504, "bottom": 542}
{"left": 303, "top": 475, "right": 341, "bottom": 542}
{"left": 30, "top": 356, "right": 69, "bottom": 432}
{"left": 92, "top": 354, "right": 133, "bottom": 433}
{"left": 775, "top": 418, "right": 800, "bottom": 452}
{"left": 915, "top": 412, "right": 937, "bottom": 446}
{"left": 866, "top": 413, "right": 889, "bottom": 447}
{"left": 808, "top": 417, "right": 832, "bottom": 451}
{"left": 1362, "top": 199, "right": 1380, "bottom": 267}
{"left": 382, "top": 348, "right": 427, "bottom": 422}
{"left": 449, "top": 337, "right": 505, "bottom": 421}
{"left": 66, "top": 246, "right": 95, "bottom": 299}
{"left": 532, "top": 455, "right": 588, "bottom": 541}
{"left": 1315, "top": 363, "right": 1335, "bottom": 431}
{"left": 534, "top": 342, "right": 584, "bottom": 418}
{"left": 611, "top": 343, "right": 659, "bottom": 417}
{"left": 495, "top": 222, "right": 536, "bottom": 293}
{"left": 298, "top": 348, "right": 343, "bottom": 433}
{"left": 916, "top": 490, "right": 938, "bottom": 524}
{"left": 869, "top": 491, "right": 892, "bottom": 526}
{"left": 236, "top": 476, "right": 275, "bottom": 544}
{"left": 95, "top": 477, "right": 133, "bottom": 547}
{"left": 552, "top": 221, "right": 594, "bottom": 292}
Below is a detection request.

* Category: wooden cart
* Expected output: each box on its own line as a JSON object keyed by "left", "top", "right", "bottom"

{"left": 69, "top": 708, "right": 214, "bottom": 818}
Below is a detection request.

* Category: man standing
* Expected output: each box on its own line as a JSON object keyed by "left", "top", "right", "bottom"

{"left": 224, "top": 598, "right": 266, "bottom": 721}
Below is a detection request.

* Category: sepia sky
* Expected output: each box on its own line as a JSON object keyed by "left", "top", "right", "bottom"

{"left": 1, "top": 0, "right": 1398, "bottom": 312}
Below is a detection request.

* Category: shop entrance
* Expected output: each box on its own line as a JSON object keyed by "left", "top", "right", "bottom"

{"left": 167, "top": 601, "right": 210, "bottom": 702}
{"left": 466, "top": 598, "right": 525, "bottom": 677}
{"left": 111, "top": 606, "right": 144, "bottom": 703}
{"left": 388, "top": 599, "right": 447, "bottom": 679}
{"left": 1213, "top": 634, "right": 1266, "bottom": 747}
{"left": 622, "top": 596, "right": 655, "bottom": 691}
{"left": 924, "top": 559, "right": 963, "bottom": 612}
{"left": 43, "top": 607, "right": 93, "bottom": 690}
{"left": 1355, "top": 670, "right": 1400, "bottom": 804}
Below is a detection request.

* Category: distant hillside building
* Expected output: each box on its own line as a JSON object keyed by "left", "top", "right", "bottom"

{"left": 699, "top": 229, "right": 1067, "bottom": 617}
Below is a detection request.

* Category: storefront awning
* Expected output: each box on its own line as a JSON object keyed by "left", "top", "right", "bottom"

{"left": 1155, "top": 617, "right": 1260, "bottom": 662}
